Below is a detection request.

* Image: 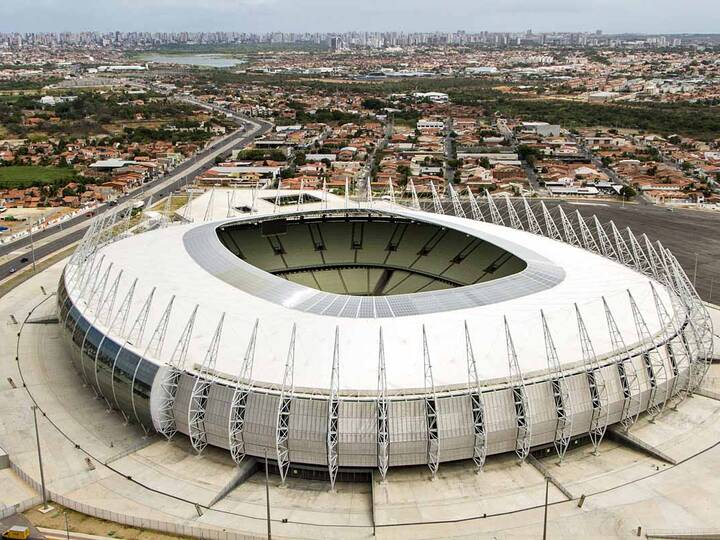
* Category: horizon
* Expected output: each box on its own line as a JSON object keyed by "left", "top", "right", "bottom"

{"left": 2, "top": 0, "right": 720, "bottom": 35}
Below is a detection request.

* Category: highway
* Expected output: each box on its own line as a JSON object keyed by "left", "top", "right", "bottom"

{"left": 0, "top": 103, "right": 273, "bottom": 280}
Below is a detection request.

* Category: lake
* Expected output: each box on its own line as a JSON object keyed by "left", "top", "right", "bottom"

{"left": 140, "top": 54, "right": 246, "bottom": 68}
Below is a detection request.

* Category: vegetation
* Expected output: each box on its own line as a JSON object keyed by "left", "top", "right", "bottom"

{"left": 0, "top": 165, "right": 78, "bottom": 188}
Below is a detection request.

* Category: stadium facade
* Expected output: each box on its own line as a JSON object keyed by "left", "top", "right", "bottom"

{"left": 57, "top": 189, "right": 714, "bottom": 488}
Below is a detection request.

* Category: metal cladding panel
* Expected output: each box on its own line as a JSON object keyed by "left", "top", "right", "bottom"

{"left": 631, "top": 353, "right": 652, "bottom": 394}
{"left": 243, "top": 391, "right": 280, "bottom": 456}
{"left": 600, "top": 364, "right": 625, "bottom": 425}
{"left": 388, "top": 399, "right": 427, "bottom": 466}
{"left": 436, "top": 395, "right": 473, "bottom": 456}
{"left": 484, "top": 389, "right": 518, "bottom": 455}
{"left": 288, "top": 398, "right": 328, "bottom": 463}
{"left": 173, "top": 373, "right": 197, "bottom": 435}
{"left": 566, "top": 373, "right": 593, "bottom": 437}
{"left": 338, "top": 400, "right": 376, "bottom": 467}
{"left": 525, "top": 381, "right": 557, "bottom": 447}
{"left": 205, "top": 383, "right": 233, "bottom": 450}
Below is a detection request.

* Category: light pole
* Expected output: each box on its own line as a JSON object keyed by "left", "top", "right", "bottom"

{"left": 543, "top": 475, "right": 549, "bottom": 540}
{"left": 32, "top": 405, "right": 48, "bottom": 510}
{"left": 64, "top": 511, "right": 70, "bottom": 540}
{"left": 264, "top": 450, "right": 272, "bottom": 540}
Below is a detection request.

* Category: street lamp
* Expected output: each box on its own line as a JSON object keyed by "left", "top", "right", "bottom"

{"left": 31, "top": 405, "right": 49, "bottom": 510}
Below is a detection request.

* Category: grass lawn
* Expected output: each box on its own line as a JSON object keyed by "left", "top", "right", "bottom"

{"left": 0, "top": 166, "right": 77, "bottom": 188}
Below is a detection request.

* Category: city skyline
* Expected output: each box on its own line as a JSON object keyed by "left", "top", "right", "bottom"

{"left": 2, "top": 0, "right": 720, "bottom": 34}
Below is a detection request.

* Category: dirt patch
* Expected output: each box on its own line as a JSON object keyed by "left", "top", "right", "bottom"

{"left": 23, "top": 503, "right": 190, "bottom": 540}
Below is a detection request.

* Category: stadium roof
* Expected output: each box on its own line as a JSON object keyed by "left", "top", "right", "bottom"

{"left": 70, "top": 189, "right": 672, "bottom": 394}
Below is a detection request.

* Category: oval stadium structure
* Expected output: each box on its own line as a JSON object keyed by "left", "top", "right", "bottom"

{"left": 56, "top": 188, "right": 714, "bottom": 487}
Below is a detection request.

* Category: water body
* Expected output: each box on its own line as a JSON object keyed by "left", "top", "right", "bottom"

{"left": 140, "top": 54, "right": 245, "bottom": 68}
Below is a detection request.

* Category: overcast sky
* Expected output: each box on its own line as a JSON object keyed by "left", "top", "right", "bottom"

{"left": 1, "top": 0, "right": 718, "bottom": 34}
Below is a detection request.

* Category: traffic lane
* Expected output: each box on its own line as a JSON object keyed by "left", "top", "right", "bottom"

{"left": 0, "top": 124, "right": 272, "bottom": 277}
{"left": 0, "top": 227, "right": 86, "bottom": 278}
{"left": 0, "top": 123, "right": 264, "bottom": 258}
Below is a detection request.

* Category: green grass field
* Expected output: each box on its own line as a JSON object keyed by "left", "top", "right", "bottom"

{"left": 0, "top": 166, "right": 77, "bottom": 188}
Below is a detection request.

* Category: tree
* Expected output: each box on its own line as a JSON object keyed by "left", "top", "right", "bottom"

{"left": 619, "top": 185, "right": 636, "bottom": 198}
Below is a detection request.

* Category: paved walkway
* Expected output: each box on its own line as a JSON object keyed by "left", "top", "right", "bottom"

{"left": 1, "top": 261, "right": 720, "bottom": 539}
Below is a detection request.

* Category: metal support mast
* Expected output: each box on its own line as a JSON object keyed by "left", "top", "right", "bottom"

{"left": 485, "top": 190, "right": 505, "bottom": 226}
{"left": 430, "top": 181, "right": 444, "bottom": 214}
{"left": 131, "top": 295, "right": 175, "bottom": 430}
{"left": 575, "top": 304, "right": 609, "bottom": 454}
{"left": 408, "top": 179, "right": 420, "bottom": 210}
{"left": 327, "top": 326, "right": 340, "bottom": 490}
{"left": 602, "top": 297, "right": 641, "bottom": 431}
{"left": 505, "top": 194, "right": 523, "bottom": 230}
{"left": 464, "top": 322, "right": 487, "bottom": 471}
{"left": 156, "top": 305, "right": 198, "bottom": 440}
{"left": 522, "top": 197, "right": 541, "bottom": 235}
{"left": 376, "top": 327, "right": 389, "bottom": 481}
{"left": 594, "top": 216, "right": 618, "bottom": 260}
{"left": 627, "top": 228, "right": 653, "bottom": 277}
{"left": 558, "top": 206, "right": 581, "bottom": 247}
{"left": 650, "top": 283, "right": 691, "bottom": 405}
{"left": 541, "top": 201, "right": 562, "bottom": 241}
{"left": 386, "top": 177, "right": 396, "bottom": 205}
{"left": 467, "top": 187, "right": 484, "bottom": 221}
{"left": 627, "top": 290, "right": 669, "bottom": 419}
{"left": 610, "top": 222, "right": 634, "bottom": 267}
{"left": 422, "top": 326, "right": 440, "bottom": 478}
{"left": 276, "top": 324, "right": 296, "bottom": 485}
{"left": 576, "top": 210, "right": 600, "bottom": 254}
{"left": 229, "top": 319, "right": 259, "bottom": 464}
{"left": 504, "top": 317, "right": 531, "bottom": 463}
{"left": 448, "top": 183, "right": 465, "bottom": 218}
{"left": 188, "top": 313, "right": 225, "bottom": 454}
{"left": 540, "top": 311, "right": 573, "bottom": 463}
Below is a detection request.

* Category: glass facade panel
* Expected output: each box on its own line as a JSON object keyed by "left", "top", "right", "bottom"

{"left": 132, "top": 359, "right": 159, "bottom": 429}
{"left": 112, "top": 346, "right": 140, "bottom": 418}
{"left": 96, "top": 336, "right": 122, "bottom": 404}
{"left": 81, "top": 325, "right": 104, "bottom": 395}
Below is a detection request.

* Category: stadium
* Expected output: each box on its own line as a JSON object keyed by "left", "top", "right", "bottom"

{"left": 56, "top": 187, "right": 714, "bottom": 489}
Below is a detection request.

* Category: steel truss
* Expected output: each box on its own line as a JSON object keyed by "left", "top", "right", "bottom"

{"left": 610, "top": 222, "right": 634, "bottom": 267}
{"left": 386, "top": 178, "right": 396, "bottom": 206}
{"left": 650, "top": 283, "right": 692, "bottom": 406}
{"left": 558, "top": 206, "right": 581, "bottom": 247}
{"left": 366, "top": 176, "right": 373, "bottom": 208}
{"left": 131, "top": 295, "right": 175, "bottom": 431}
{"left": 541, "top": 201, "right": 562, "bottom": 241}
{"left": 408, "top": 179, "right": 421, "bottom": 210}
{"left": 664, "top": 253, "right": 713, "bottom": 392}
{"left": 228, "top": 319, "right": 259, "bottom": 465}
{"left": 594, "top": 216, "right": 618, "bottom": 261}
{"left": 448, "top": 183, "right": 465, "bottom": 218}
{"left": 602, "top": 297, "right": 641, "bottom": 431}
{"left": 575, "top": 304, "right": 610, "bottom": 454}
{"left": 522, "top": 197, "right": 541, "bottom": 235}
{"left": 627, "top": 290, "right": 670, "bottom": 419}
{"left": 464, "top": 322, "right": 487, "bottom": 471}
{"left": 504, "top": 317, "right": 531, "bottom": 463}
{"left": 576, "top": 210, "right": 600, "bottom": 254}
{"left": 377, "top": 327, "right": 390, "bottom": 481}
{"left": 627, "top": 228, "right": 653, "bottom": 277}
{"left": 467, "top": 187, "right": 485, "bottom": 221}
{"left": 156, "top": 305, "right": 198, "bottom": 440}
{"left": 327, "top": 326, "right": 341, "bottom": 490}
{"left": 540, "top": 310, "right": 573, "bottom": 463}
{"left": 422, "top": 326, "right": 440, "bottom": 478}
{"left": 188, "top": 313, "right": 226, "bottom": 454}
{"left": 505, "top": 195, "right": 523, "bottom": 230}
{"left": 111, "top": 286, "right": 155, "bottom": 421}
{"left": 276, "top": 324, "right": 296, "bottom": 485}
{"left": 485, "top": 190, "right": 505, "bottom": 226}
{"left": 203, "top": 188, "right": 215, "bottom": 221}
{"left": 430, "top": 181, "right": 444, "bottom": 214}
